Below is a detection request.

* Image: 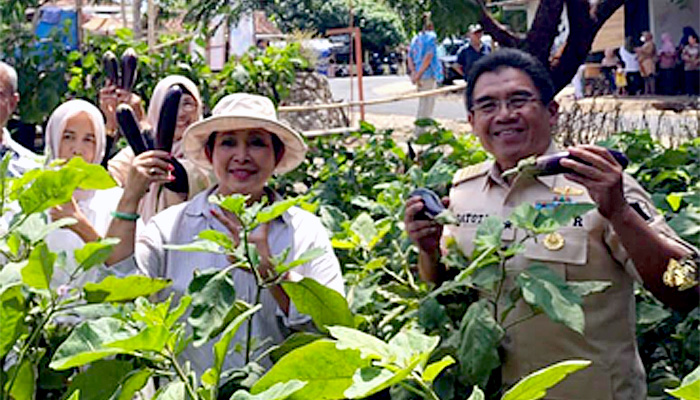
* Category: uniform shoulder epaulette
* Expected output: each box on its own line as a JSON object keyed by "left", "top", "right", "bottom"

{"left": 452, "top": 161, "right": 490, "bottom": 186}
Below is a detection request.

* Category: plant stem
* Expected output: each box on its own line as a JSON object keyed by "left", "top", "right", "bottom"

{"left": 245, "top": 286, "right": 262, "bottom": 364}
{"left": 503, "top": 311, "right": 538, "bottom": 331}
{"left": 167, "top": 351, "right": 199, "bottom": 400}
{"left": 411, "top": 372, "right": 441, "bottom": 400}
{"left": 493, "top": 258, "right": 507, "bottom": 320}
{"left": 4, "top": 305, "right": 55, "bottom": 399}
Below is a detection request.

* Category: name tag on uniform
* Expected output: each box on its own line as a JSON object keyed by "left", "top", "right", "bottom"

{"left": 455, "top": 211, "right": 515, "bottom": 241}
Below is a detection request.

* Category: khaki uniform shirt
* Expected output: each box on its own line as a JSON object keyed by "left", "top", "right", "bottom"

{"left": 445, "top": 144, "right": 690, "bottom": 400}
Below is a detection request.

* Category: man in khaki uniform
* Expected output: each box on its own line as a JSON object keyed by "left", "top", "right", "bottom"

{"left": 405, "top": 49, "right": 698, "bottom": 399}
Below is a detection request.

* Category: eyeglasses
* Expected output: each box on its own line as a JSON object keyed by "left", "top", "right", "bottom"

{"left": 179, "top": 101, "right": 197, "bottom": 112}
{"left": 471, "top": 94, "right": 541, "bottom": 116}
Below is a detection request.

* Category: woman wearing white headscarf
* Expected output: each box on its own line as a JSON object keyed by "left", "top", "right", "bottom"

{"left": 44, "top": 99, "right": 123, "bottom": 287}
{"left": 108, "top": 75, "right": 212, "bottom": 223}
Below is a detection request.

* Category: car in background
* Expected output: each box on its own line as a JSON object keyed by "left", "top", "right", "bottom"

{"left": 439, "top": 37, "right": 465, "bottom": 85}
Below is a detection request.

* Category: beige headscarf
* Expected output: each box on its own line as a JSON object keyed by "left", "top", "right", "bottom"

{"left": 146, "top": 75, "right": 203, "bottom": 158}
{"left": 45, "top": 99, "right": 106, "bottom": 164}
{"left": 44, "top": 99, "right": 107, "bottom": 202}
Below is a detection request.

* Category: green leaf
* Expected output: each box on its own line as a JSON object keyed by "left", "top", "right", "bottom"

{"left": 66, "top": 390, "right": 81, "bottom": 400}
{"left": 0, "top": 285, "right": 26, "bottom": 357}
{"left": 21, "top": 242, "right": 55, "bottom": 289}
{"left": 0, "top": 262, "right": 22, "bottom": 296}
{"left": 667, "top": 193, "right": 684, "bottom": 212}
{"left": 270, "top": 332, "right": 324, "bottom": 363}
{"left": 164, "top": 239, "right": 226, "bottom": 254}
{"left": 187, "top": 268, "right": 237, "bottom": 346}
{"left": 457, "top": 300, "right": 504, "bottom": 388}
{"left": 466, "top": 386, "right": 485, "bottom": 400}
{"left": 202, "top": 303, "right": 262, "bottom": 390}
{"left": 636, "top": 301, "right": 672, "bottom": 331}
{"left": 106, "top": 325, "right": 170, "bottom": 353}
{"left": 423, "top": 355, "right": 456, "bottom": 383}
{"left": 566, "top": 281, "right": 612, "bottom": 297}
{"left": 350, "top": 213, "right": 377, "bottom": 249}
{"left": 50, "top": 318, "right": 136, "bottom": 370}
{"left": 473, "top": 216, "right": 503, "bottom": 253}
{"left": 344, "top": 364, "right": 418, "bottom": 399}
{"left": 231, "top": 380, "right": 307, "bottom": 400}
{"left": 276, "top": 247, "right": 326, "bottom": 275}
{"left": 154, "top": 382, "right": 186, "bottom": 400}
{"left": 387, "top": 329, "right": 440, "bottom": 366}
{"left": 516, "top": 265, "right": 585, "bottom": 334}
{"left": 110, "top": 369, "right": 153, "bottom": 400}
{"left": 328, "top": 326, "right": 393, "bottom": 361}
{"left": 541, "top": 203, "right": 596, "bottom": 229}
{"left": 209, "top": 193, "right": 248, "bottom": 215}
{"left": 418, "top": 297, "right": 449, "bottom": 331}
{"left": 198, "top": 229, "right": 236, "bottom": 251}
{"left": 84, "top": 275, "right": 171, "bottom": 303}
{"left": 666, "top": 365, "right": 700, "bottom": 400}
{"left": 252, "top": 340, "right": 369, "bottom": 399}
{"left": 18, "top": 168, "right": 83, "bottom": 214}
{"left": 165, "top": 295, "right": 192, "bottom": 328}
{"left": 65, "top": 359, "right": 133, "bottom": 400}
{"left": 74, "top": 238, "right": 120, "bottom": 271}
{"left": 502, "top": 360, "right": 592, "bottom": 400}
{"left": 64, "top": 156, "right": 117, "bottom": 190}
{"left": 15, "top": 213, "right": 76, "bottom": 244}
{"left": 257, "top": 196, "right": 301, "bottom": 224}
{"left": 5, "top": 358, "right": 35, "bottom": 400}
{"left": 282, "top": 278, "right": 354, "bottom": 332}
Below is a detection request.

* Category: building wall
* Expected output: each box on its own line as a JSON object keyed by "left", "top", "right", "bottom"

{"left": 650, "top": 0, "right": 700, "bottom": 45}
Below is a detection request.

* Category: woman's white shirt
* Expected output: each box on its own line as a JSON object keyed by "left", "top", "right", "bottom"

{"left": 113, "top": 186, "right": 345, "bottom": 375}
{"left": 619, "top": 46, "right": 640, "bottom": 72}
{"left": 46, "top": 186, "right": 123, "bottom": 288}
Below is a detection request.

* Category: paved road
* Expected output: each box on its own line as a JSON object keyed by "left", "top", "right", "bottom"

{"left": 328, "top": 75, "right": 469, "bottom": 121}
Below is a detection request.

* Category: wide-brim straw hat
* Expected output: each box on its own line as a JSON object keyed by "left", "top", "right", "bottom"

{"left": 183, "top": 93, "right": 308, "bottom": 174}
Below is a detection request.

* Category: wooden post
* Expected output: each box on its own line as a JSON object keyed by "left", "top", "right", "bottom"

{"left": 75, "top": 0, "right": 83, "bottom": 49}
{"left": 147, "top": 0, "right": 156, "bottom": 50}
{"left": 327, "top": 27, "right": 366, "bottom": 121}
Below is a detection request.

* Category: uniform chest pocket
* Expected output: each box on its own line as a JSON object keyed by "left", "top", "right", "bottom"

{"left": 524, "top": 228, "right": 588, "bottom": 266}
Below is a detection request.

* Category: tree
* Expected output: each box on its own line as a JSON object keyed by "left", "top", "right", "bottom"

{"left": 428, "top": 0, "right": 625, "bottom": 94}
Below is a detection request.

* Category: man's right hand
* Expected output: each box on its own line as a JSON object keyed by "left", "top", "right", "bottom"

{"left": 404, "top": 195, "right": 448, "bottom": 255}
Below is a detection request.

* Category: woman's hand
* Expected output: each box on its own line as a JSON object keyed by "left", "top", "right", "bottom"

{"left": 124, "top": 150, "right": 174, "bottom": 202}
{"left": 50, "top": 198, "right": 100, "bottom": 243}
{"left": 211, "top": 209, "right": 275, "bottom": 278}
{"left": 99, "top": 85, "right": 145, "bottom": 136}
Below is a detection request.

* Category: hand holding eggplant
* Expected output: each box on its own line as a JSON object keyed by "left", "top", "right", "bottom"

{"left": 405, "top": 189, "right": 451, "bottom": 256}
{"left": 558, "top": 145, "right": 627, "bottom": 219}
{"left": 502, "top": 148, "right": 628, "bottom": 180}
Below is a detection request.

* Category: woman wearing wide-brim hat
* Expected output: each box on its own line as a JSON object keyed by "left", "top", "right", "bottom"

{"left": 105, "top": 93, "right": 345, "bottom": 374}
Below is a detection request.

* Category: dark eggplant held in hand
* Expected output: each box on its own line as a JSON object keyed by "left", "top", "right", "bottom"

{"left": 120, "top": 48, "right": 138, "bottom": 91}
{"left": 103, "top": 51, "right": 119, "bottom": 86}
{"left": 116, "top": 104, "right": 148, "bottom": 155}
{"left": 502, "top": 149, "right": 629, "bottom": 179}
{"left": 155, "top": 85, "right": 183, "bottom": 152}
{"left": 409, "top": 188, "right": 458, "bottom": 225}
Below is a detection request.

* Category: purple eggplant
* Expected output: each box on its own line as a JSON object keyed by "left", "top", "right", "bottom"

{"left": 165, "top": 158, "right": 189, "bottom": 194}
{"left": 502, "top": 149, "right": 629, "bottom": 179}
{"left": 120, "top": 48, "right": 138, "bottom": 91}
{"left": 103, "top": 51, "right": 119, "bottom": 86}
{"left": 155, "top": 85, "right": 183, "bottom": 152}
{"left": 116, "top": 104, "right": 148, "bottom": 155}
{"left": 409, "top": 188, "right": 446, "bottom": 219}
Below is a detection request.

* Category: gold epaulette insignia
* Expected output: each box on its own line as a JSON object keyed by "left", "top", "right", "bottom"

{"left": 453, "top": 161, "right": 490, "bottom": 186}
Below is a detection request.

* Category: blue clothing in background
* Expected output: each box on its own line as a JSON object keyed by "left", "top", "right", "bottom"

{"left": 410, "top": 31, "right": 444, "bottom": 82}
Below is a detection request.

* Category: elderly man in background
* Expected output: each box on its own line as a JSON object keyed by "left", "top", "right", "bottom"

{"left": 456, "top": 23, "right": 491, "bottom": 79}
{"left": 0, "top": 61, "right": 38, "bottom": 176}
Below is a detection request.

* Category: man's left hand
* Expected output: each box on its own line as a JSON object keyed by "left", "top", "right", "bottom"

{"left": 560, "top": 145, "right": 627, "bottom": 219}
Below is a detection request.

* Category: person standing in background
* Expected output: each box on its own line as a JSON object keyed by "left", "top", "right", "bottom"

{"left": 408, "top": 12, "right": 443, "bottom": 136}
{"left": 636, "top": 31, "right": 656, "bottom": 95}
{"left": 619, "top": 37, "right": 642, "bottom": 96}
{"left": 0, "top": 61, "right": 39, "bottom": 177}
{"left": 600, "top": 48, "right": 619, "bottom": 94}
{"left": 455, "top": 23, "right": 491, "bottom": 79}
{"left": 681, "top": 33, "right": 700, "bottom": 95}
{"left": 657, "top": 33, "right": 678, "bottom": 95}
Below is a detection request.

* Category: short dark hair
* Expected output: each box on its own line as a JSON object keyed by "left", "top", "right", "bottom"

{"left": 465, "top": 48, "right": 555, "bottom": 111}
{"left": 205, "top": 130, "right": 285, "bottom": 164}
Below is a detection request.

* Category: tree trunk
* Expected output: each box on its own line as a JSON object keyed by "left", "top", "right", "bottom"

{"left": 479, "top": 0, "right": 625, "bottom": 95}
{"left": 133, "top": 0, "right": 142, "bottom": 38}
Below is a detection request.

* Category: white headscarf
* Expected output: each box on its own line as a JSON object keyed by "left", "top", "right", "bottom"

{"left": 146, "top": 75, "right": 203, "bottom": 158}
{"left": 45, "top": 99, "right": 106, "bottom": 164}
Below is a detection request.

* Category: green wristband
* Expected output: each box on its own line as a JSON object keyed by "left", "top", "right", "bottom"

{"left": 111, "top": 211, "right": 140, "bottom": 222}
